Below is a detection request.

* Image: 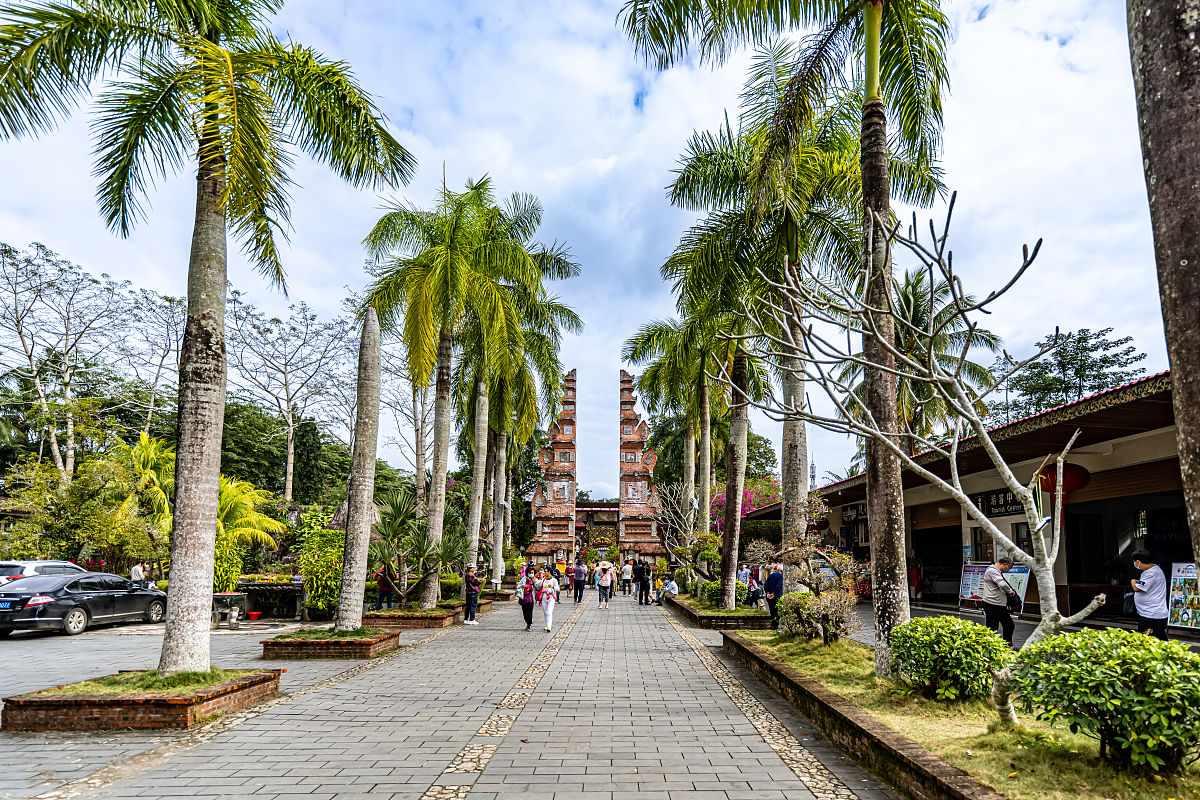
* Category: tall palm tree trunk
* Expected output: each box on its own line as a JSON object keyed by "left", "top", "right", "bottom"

{"left": 420, "top": 328, "right": 453, "bottom": 609}
{"left": 483, "top": 429, "right": 496, "bottom": 550}
{"left": 698, "top": 380, "right": 712, "bottom": 541}
{"left": 683, "top": 422, "right": 697, "bottom": 536}
{"left": 157, "top": 138, "right": 227, "bottom": 676}
{"left": 464, "top": 378, "right": 490, "bottom": 587}
{"left": 781, "top": 319, "right": 809, "bottom": 548}
{"left": 719, "top": 350, "right": 749, "bottom": 609}
{"left": 413, "top": 383, "right": 426, "bottom": 515}
{"left": 492, "top": 432, "right": 508, "bottom": 588}
{"left": 1128, "top": 1, "right": 1200, "bottom": 566}
{"left": 504, "top": 469, "right": 513, "bottom": 551}
{"left": 335, "top": 309, "right": 381, "bottom": 631}
{"left": 861, "top": 0, "right": 910, "bottom": 677}
{"left": 283, "top": 419, "right": 295, "bottom": 502}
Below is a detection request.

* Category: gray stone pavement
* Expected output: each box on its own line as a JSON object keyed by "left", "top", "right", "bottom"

{"left": 1, "top": 595, "right": 903, "bottom": 800}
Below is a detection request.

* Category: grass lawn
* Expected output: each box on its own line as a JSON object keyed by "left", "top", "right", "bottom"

{"left": 273, "top": 626, "right": 387, "bottom": 640}
{"left": 38, "top": 668, "right": 258, "bottom": 697}
{"left": 677, "top": 593, "right": 768, "bottom": 616}
{"left": 740, "top": 631, "right": 1199, "bottom": 800}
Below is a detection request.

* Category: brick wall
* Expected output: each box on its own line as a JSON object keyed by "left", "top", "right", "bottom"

{"left": 261, "top": 631, "right": 401, "bottom": 659}
{"left": 361, "top": 611, "right": 456, "bottom": 629}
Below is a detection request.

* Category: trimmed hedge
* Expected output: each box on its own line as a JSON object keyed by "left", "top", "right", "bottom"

{"left": 890, "top": 616, "right": 1010, "bottom": 701}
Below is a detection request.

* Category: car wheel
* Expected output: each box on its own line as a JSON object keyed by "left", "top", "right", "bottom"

{"left": 63, "top": 607, "right": 89, "bottom": 636}
{"left": 145, "top": 599, "right": 165, "bottom": 623}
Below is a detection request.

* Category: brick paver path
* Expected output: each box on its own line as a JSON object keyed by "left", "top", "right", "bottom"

{"left": 1, "top": 595, "right": 900, "bottom": 800}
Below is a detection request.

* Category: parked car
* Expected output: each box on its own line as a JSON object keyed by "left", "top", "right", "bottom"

{"left": 0, "top": 560, "right": 85, "bottom": 585}
{"left": 0, "top": 573, "right": 166, "bottom": 636}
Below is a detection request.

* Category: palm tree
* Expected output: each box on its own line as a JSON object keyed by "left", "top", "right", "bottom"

{"left": 118, "top": 432, "right": 176, "bottom": 530}
{"left": 364, "top": 178, "right": 549, "bottom": 608}
{"left": 837, "top": 268, "right": 1000, "bottom": 453}
{"left": 0, "top": 0, "right": 414, "bottom": 674}
{"left": 622, "top": 2, "right": 949, "bottom": 674}
{"left": 215, "top": 476, "right": 284, "bottom": 550}
{"left": 1127, "top": 3, "right": 1200, "bottom": 567}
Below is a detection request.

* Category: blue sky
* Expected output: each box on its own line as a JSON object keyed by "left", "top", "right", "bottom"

{"left": 0, "top": 0, "right": 1164, "bottom": 497}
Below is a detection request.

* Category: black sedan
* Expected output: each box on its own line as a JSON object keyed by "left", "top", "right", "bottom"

{"left": 0, "top": 573, "right": 166, "bottom": 636}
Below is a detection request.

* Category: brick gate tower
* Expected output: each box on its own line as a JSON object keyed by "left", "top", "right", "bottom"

{"left": 618, "top": 370, "right": 666, "bottom": 560}
{"left": 527, "top": 369, "right": 577, "bottom": 565}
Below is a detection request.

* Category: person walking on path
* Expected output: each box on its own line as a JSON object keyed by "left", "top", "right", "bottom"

{"left": 463, "top": 566, "right": 482, "bottom": 625}
{"left": 764, "top": 563, "right": 784, "bottom": 629}
{"left": 596, "top": 562, "right": 614, "bottom": 608}
{"left": 1131, "top": 549, "right": 1169, "bottom": 640}
{"left": 518, "top": 571, "right": 537, "bottom": 632}
{"left": 636, "top": 561, "right": 652, "bottom": 606}
{"left": 374, "top": 565, "right": 398, "bottom": 610}
{"left": 573, "top": 561, "right": 587, "bottom": 603}
{"left": 621, "top": 559, "right": 633, "bottom": 595}
{"left": 980, "top": 555, "right": 1018, "bottom": 646}
{"left": 631, "top": 560, "right": 646, "bottom": 605}
{"left": 537, "top": 569, "right": 560, "bottom": 631}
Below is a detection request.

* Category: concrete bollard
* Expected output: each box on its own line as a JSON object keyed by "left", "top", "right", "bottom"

{"left": 228, "top": 606, "right": 240, "bottom": 630}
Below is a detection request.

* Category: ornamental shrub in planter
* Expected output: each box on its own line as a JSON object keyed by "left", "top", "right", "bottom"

{"left": 890, "top": 616, "right": 1010, "bottom": 701}
{"left": 1010, "top": 628, "right": 1200, "bottom": 773}
{"left": 440, "top": 574, "right": 462, "bottom": 598}
{"left": 779, "top": 590, "right": 859, "bottom": 645}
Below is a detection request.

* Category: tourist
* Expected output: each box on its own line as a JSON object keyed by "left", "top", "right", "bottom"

{"left": 129, "top": 561, "right": 145, "bottom": 589}
{"left": 747, "top": 572, "right": 763, "bottom": 609}
{"left": 518, "top": 570, "right": 537, "bottom": 632}
{"left": 621, "top": 559, "right": 633, "bottom": 595}
{"left": 764, "top": 563, "right": 784, "bottom": 630}
{"left": 656, "top": 574, "right": 679, "bottom": 605}
{"left": 736, "top": 563, "right": 750, "bottom": 585}
{"left": 1131, "top": 549, "right": 1169, "bottom": 640}
{"left": 573, "top": 561, "right": 587, "bottom": 603}
{"left": 463, "top": 566, "right": 481, "bottom": 625}
{"left": 375, "top": 564, "right": 397, "bottom": 610}
{"left": 638, "top": 561, "right": 652, "bottom": 606}
{"left": 632, "top": 560, "right": 646, "bottom": 604}
{"left": 907, "top": 550, "right": 924, "bottom": 601}
{"left": 537, "top": 568, "right": 560, "bottom": 631}
{"left": 980, "top": 555, "right": 1018, "bottom": 646}
{"left": 597, "top": 562, "right": 614, "bottom": 608}
{"left": 652, "top": 570, "right": 664, "bottom": 603}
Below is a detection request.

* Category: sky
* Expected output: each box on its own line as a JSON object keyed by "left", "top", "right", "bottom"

{"left": 0, "top": 0, "right": 1165, "bottom": 498}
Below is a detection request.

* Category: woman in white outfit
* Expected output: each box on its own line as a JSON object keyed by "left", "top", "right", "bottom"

{"left": 536, "top": 569, "right": 560, "bottom": 632}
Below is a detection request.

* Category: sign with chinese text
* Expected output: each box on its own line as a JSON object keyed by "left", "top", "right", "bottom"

{"left": 959, "top": 563, "right": 1031, "bottom": 610}
{"left": 969, "top": 489, "right": 1025, "bottom": 518}
{"left": 1169, "top": 563, "right": 1199, "bottom": 630}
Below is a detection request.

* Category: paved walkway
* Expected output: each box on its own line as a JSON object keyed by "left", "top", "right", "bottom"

{"left": 1, "top": 595, "right": 900, "bottom": 800}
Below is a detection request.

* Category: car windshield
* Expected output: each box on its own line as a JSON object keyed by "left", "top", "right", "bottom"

{"left": 0, "top": 565, "right": 23, "bottom": 577}
{"left": 1, "top": 575, "right": 68, "bottom": 592}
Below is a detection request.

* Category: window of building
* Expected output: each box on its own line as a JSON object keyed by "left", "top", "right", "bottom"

{"left": 623, "top": 425, "right": 633, "bottom": 435}
{"left": 623, "top": 452, "right": 636, "bottom": 462}
{"left": 566, "top": 388, "right": 573, "bottom": 397}
{"left": 563, "top": 425, "right": 572, "bottom": 435}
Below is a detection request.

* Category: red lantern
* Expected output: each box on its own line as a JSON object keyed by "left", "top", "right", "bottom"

{"left": 1038, "top": 463, "right": 1091, "bottom": 504}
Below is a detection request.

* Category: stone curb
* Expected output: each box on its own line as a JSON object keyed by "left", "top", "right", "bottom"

{"left": 664, "top": 594, "right": 773, "bottom": 629}
{"left": 723, "top": 632, "right": 1009, "bottom": 800}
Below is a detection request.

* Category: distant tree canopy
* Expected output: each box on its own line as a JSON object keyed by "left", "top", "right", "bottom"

{"left": 990, "top": 328, "right": 1148, "bottom": 424}
{"left": 648, "top": 412, "right": 776, "bottom": 485}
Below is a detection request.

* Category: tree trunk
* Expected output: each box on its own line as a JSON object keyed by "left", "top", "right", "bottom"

{"left": 483, "top": 428, "right": 496, "bottom": 552}
{"left": 334, "top": 309, "right": 381, "bottom": 631}
{"left": 719, "top": 350, "right": 749, "bottom": 610}
{"left": 157, "top": 140, "right": 227, "bottom": 676}
{"left": 683, "top": 422, "right": 696, "bottom": 537}
{"left": 1127, "top": 1, "right": 1200, "bottom": 567}
{"left": 860, "top": 6, "right": 910, "bottom": 678}
{"left": 698, "top": 380, "right": 712, "bottom": 540}
{"left": 464, "top": 378, "right": 490, "bottom": 587}
{"left": 419, "top": 328, "right": 453, "bottom": 609}
{"left": 413, "top": 383, "right": 426, "bottom": 515}
{"left": 781, "top": 321, "right": 809, "bottom": 548}
{"left": 504, "top": 469, "right": 513, "bottom": 551}
{"left": 283, "top": 417, "right": 295, "bottom": 502}
{"left": 492, "top": 432, "right": 508, "bottom": 588}
{"left": 63, "top": 368, "right": 75, "bottom": 477}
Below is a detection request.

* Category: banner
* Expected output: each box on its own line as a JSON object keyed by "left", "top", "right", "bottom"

{"left": 1168, "top": 563, "right": 1199, "bottom": 629}
{"left": 960, "top": 563, "right": 1031, "bottom": 610}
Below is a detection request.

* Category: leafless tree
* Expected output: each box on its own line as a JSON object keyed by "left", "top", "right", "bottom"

{"left": 226, "top": 291, "right": 350, "bottom": 501}
{"left": 116, "top": 289, "right": 186, "bottom": 434}
{"left": 727, "top": 197, "right": 1106, "bottom": 720}
{"left": 0, "top": 243, "right": 132, "bottom": 481}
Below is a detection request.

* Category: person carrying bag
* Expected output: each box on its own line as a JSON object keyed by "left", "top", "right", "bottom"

{"left": 518, "top": 573, "right": 536, "bottom": 632}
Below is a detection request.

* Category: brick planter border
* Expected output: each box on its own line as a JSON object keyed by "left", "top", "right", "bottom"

{"left": 475, "top": 598, "right": 494, "bottom": 615}
{"left": 722, "top": 633, "right": 1007, "bottom": 800}
{"left": 481, "top": 590, "right": 515, "bottom": 602}
{"left": 361, "top": 610, "right": 457, "bottom": 629}
{"left": 2, "top": 670, "right": 282, "bottom": 732}
{"left": 261, "top": 630, "right": 401, "bottom": 659}
{"left": 665, "top": 595, "right": 772, "bottom": 630}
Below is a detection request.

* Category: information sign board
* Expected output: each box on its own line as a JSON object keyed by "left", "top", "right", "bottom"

{"left": 959, "top": 563, "right": 1031, "bottom": 612}
{"left": 1168, "top": 563, "right": 1199, "bottom": 630}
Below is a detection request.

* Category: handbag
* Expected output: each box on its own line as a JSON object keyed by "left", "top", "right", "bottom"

{"left": 1005, "top": 594, "right": 1022, "bottom": 613}
{"left": 519, "top": 582, "right": 534, "bottom": 605}
{"left": 1123, "top": 591, "right": 1136, "bottom": 615}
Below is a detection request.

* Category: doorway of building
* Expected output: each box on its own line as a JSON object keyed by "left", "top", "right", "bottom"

{"left": 912, "top": 525, "right": 963, "bottom": 601}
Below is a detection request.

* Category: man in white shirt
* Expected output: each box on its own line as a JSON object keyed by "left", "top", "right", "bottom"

{"left": 1131, "top": 549, "right": 1169, "bottom": 640}
{"left": 130, "top": 562, "right": 145, "bottom": 588}
{"left": 620, "top": 560, "right": 633, "bottom": 596}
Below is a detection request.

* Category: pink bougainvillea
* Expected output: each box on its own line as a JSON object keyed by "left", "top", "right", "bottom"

{"left": 710, "top": 477, "right": 780, "bottom": 533}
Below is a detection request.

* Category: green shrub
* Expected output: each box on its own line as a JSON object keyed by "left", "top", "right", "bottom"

{"left": 364, "top": 580, "right": 378, "bottom": 603}
{"left": 439, "top": 574, "right": 462, "bottom": 598}
{"left": 298, "top": 523, "right": 343, "bottom": 611}
{"left": 779, "top": 589, "right": 859, "bottom": 645}
{"left": 890, "top": 616, "right": 1010, "bottom": 701}
{"left": 155, "top": 580, "right": 168, "bottom": 592}
{"left": 1011, "top": 628, "right": 1200, "bottom": 773}
{"left": 735, "top": 580, "right": 748, "bottom": 606}
{"left": 212, "top": 528, "right": 242, "bottom": 593}
{"left": 699, "top": 579, "right": 721, "bottom": 605}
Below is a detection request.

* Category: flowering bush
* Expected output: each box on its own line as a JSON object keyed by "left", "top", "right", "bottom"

{"left": 710, "top": 478, "right": 780, "bottom": 534}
